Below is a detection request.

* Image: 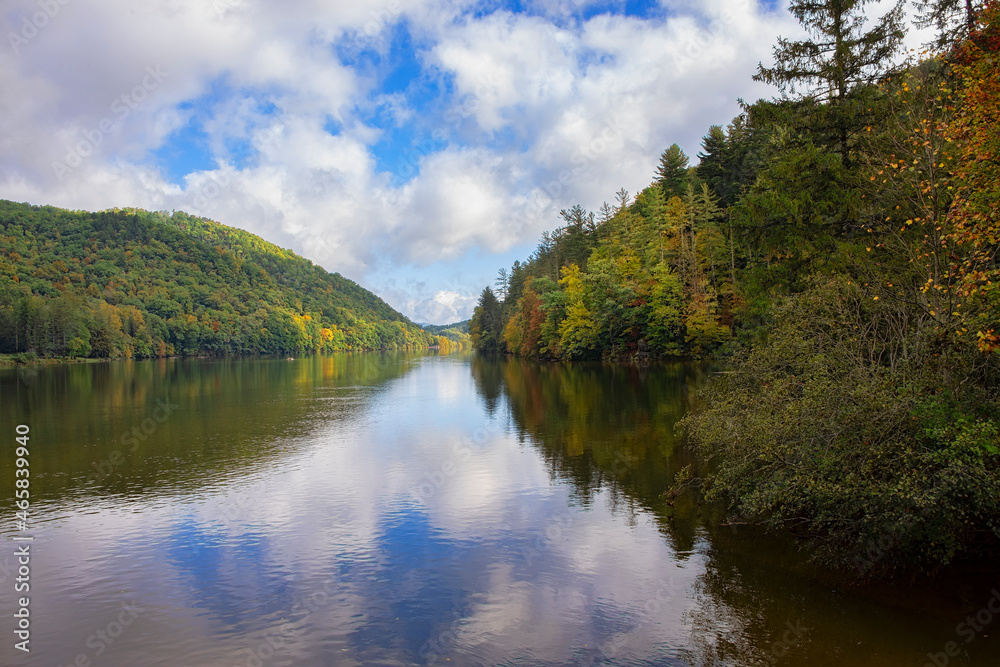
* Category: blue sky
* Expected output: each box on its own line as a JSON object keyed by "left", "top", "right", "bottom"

{"left": 0, "top": 0, "right": 925, "bottom": 323}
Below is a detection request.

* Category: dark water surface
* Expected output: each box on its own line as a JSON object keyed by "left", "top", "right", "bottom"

{"left": 1, "top": 353, "right": 997, "bottom": 666}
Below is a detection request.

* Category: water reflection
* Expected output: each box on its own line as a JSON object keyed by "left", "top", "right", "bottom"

{"left": 479, "top": 355, "right": 1000, "bottom": 667}
{"left": 0, "top": 353, "right": 997, "bottom": 666}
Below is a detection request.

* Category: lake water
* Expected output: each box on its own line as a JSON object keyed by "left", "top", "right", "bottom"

{"left": 1, "top": 352, "right": 998, "bottom": 666}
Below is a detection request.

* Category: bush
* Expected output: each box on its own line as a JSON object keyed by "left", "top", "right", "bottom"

{"left": 13, "top": 351, "right": 38, "bottom": 364}
{"left": 680, "top": 275, "right": 1000, "bottom": 576}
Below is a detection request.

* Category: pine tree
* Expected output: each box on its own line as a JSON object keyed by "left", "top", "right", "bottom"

{"left": 655, "top": 144, "right": 689, "bottom": 199}
{"left": 697, "top": 126, "right": 730, "bottom": 203}
{"left": 754, "top": 0, "right": 907, "bottom": 167}
{"left": 614, "top": 188, "right": 631, "bottom": 213}
{"left": 915, "top": 0, "right": 984, "bottom": 50}
{"left": 470, "top": 287, "right": 505, "bottom": 354}
{"left": 598, "top": 202, "right": 615, "bottom": 224}
{"left": 495, "top": 267, "right": 509, "bottom": 300}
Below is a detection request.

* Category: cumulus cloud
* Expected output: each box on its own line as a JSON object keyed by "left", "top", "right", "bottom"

{"left": 0, "top": 0, "right": 917, "bottom": 323}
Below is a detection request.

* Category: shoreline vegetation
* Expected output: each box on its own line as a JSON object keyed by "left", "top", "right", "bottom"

{"left": 0, "top": 201, "right": 470, "bottom": 359}
{"left": 0, "top": 345, "right": 472, "bottom": 368}
{"left": 470, "top": 1, "right": 1000, "bottom": 578}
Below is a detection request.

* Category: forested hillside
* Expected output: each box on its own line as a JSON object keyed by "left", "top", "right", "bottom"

{"left": 471, "top": 0, "right": 1000, "bottom": 575}
{"left": 472, "top": 2, "right": 998, "bottom": 367}
{"left": 0, "top": 202, "right": 434, "bottom": 357}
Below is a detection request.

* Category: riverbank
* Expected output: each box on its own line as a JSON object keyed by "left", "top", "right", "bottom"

{"left": 0, "top": 352, "right": 99, "bottom": 366}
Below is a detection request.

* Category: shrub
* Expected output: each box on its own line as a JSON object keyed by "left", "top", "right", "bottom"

{"left": 681, "top": 275, "right": 1000, "bottom": 576}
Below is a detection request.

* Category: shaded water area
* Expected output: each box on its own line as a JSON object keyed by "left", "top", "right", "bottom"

{"left": 1, "top": 352, "right": 998, "bottom": 666}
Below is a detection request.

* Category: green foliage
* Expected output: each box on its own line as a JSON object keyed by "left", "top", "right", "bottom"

{"left": 655, "top": 144, "right": 690, "bottom": 200}
{"left": 681, "top": 276, "right": 1000, "bottom": 575}
{"left": 915, "top": 0, "right": 986, "bottom": 49}
{"left": 557, "top": 264, "right": 600, "bottom": 359}
{"left": 422, "top": 320, "right": 472, "bottom": 349}
{"left": 473, "top": 172, "right": 734, "bottom": 360}
{"left": 466, "top": 0, "right": 1000, "bottom": 579}
{"left": 754, "top": 0, "right": 907, "bottom": 167}
{"left": 646, "top": 265, "right": 685, "bottom": 354}
{"left": 0, "top": 201, "right": 433, "bottom": 358}
{"left": 469, "top": 287, "right": 505, "bottom": 354}
{"left": 421, "top": 320, "right": 471, "bottom": 336}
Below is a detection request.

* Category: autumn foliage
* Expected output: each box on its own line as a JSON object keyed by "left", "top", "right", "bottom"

{"left": 948, "top": 0, "right": 1000, "bottom": 350}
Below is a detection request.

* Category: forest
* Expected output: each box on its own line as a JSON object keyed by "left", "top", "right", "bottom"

{"left": 0, "top": 202, "right": 438, "bottom": 358}
{"left": 471, "top": 0, "right": 1000, "bottom": 575}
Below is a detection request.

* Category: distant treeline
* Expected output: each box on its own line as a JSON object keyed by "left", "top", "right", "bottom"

{"left": 0, "top": 202, "right": 435, "bottom": 358}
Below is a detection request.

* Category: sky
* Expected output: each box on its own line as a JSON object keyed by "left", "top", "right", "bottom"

{"left": 0, "top": 0, "right": 930, "bottom": 324}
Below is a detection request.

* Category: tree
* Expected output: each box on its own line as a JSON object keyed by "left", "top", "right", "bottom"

{"left": 495, "top": 267, "right": 509, "bottom": 301}
{"left": 558, "top": 205, "right": 595, "bottom": 269}
{"left": 696, "top": 126, "right": 729, "bottom": 202}
{"left": 470, "top": 286, "right": 505, "bottom": 354}
{"left": 614, "top": 188, "right": 631, "bottom": 213}
{"left": 646, "top": 264, "right": 685, "bottom": 355}
{"left": 586, "top": 251, "right": 643, "bottom": 354}
{"left": 945, "top": 2, "right": 1000, "bottom": 350}
{"left": 557, "top": 264, "right": 598, "bottom": 358}
{"left": 655, "top": 144, "right": 689, "bottom": 199}
{"left": 597, "top": 202, "right": 615, "bottom": 224}
{"left": 503, "top": 280, "right": 547, "bottom": 357}
{"left": 754, "top": 0, "right": 907, "bottom": 167}
{"left": 915, "top": 0, "right": 985, "bottom": 49}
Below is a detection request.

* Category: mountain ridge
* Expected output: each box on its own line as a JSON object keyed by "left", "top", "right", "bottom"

{"left": 0, "top": 200, "right": 434, "bottom": 357}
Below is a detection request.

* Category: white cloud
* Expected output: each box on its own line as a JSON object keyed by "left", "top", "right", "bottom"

{"left": 0, "top": 0, "right": 920, "bottom": 317}
{"left": 412, "top": 290, "right": 479, "bottom": 324}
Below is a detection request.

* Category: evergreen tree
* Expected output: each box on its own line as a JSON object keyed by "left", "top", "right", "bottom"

{"left": 470, "top": 287, "right": 505, "bottom": 354}
{"left": 696, "top": 126, "right": 730, "bottom": 204}
{"left": 754, "top": 0, "right": 907, "bottom": 167}
{"left": 597, "top": 202, "right": 615, "bottom": 224}
{"left": 495, "top": 267, "right": 509, "bottom": 301}
{"left": 915, "top": 0, "right": 984, "bottom": 49}
{"left": 558, "top": 205, "right": 595, "bottom": 269}
{"left": 655, "top": 144, "right": 689, "bottom": 199}
{"left": 614, "top": 188, "right": 631, "bottom": 213}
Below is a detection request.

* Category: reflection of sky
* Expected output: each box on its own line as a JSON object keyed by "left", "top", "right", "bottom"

{"left": 165, "top": 518, "right": 294, "bottom": 635}
{"left": 3, "top": 355, "right": 977, "bottom": 667}
{"left": 6, "top": 355, "right": 708, "bottom": 667}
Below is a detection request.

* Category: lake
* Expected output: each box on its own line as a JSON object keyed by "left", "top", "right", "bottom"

{"left": 1, "top": 352, "right": 998, "bottom": 666}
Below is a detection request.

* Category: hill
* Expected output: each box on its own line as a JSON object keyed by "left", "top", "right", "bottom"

{"left": 0, "top": 201, "right": 434, "bottom": 357}
{"left": 421, "top": 320, "right": 470, "bottom": 337}
{"left": 420, "top": 320, "right": 472, "bottom": 349}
